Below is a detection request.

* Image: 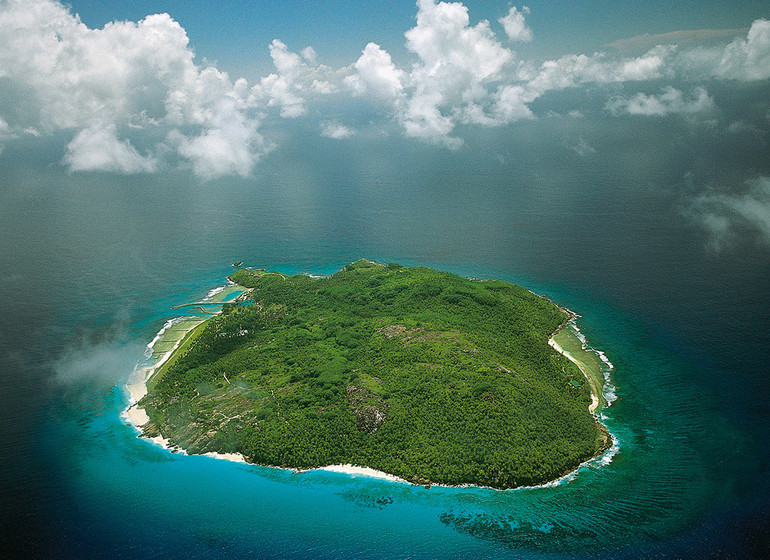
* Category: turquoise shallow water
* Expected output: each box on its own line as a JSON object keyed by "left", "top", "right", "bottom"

{"left": 31, "top": 270, "right": 752, "bottom": 559}
{"left": 2, "top": 118, "right": 769, "bottom": 557}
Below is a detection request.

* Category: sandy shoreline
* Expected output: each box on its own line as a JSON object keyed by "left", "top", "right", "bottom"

{"left": 548, "top": 310, "right": 608, "bottom": 415}
{"left": 122, "top": 319, "right": 419, "bottom": 482}
{"left": 122, "top": 284, "right": 246, "bottom": 446}
{"left": 123, "top": 318, "right": 206, "bottom": 429}
{"left": 548, "top": 336, "right": 601, "bottom": 413}
{"left": 123, "top": 316, "right": 253, "bottom": 462}
{"left": 313, "top": 464, "right": 408, "bottom": 483}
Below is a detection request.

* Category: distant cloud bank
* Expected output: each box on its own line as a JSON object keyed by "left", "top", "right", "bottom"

{"left": 1, "top": 0, "right": 769, "bottom": 177}
{"left": 690, "top": 177, "right": 770, "bottom": 251}
{"left": 606, "top": 87, "right": 716, "bottom": 116}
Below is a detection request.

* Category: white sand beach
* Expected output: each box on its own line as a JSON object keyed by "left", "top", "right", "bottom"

{"left": 123, "top": 318, "right": 206, "bottom": 429}
{"left": 549, "top": 335, "right": 601, "bottom": 414}
{"left": 315, "top": 464, "right": 408, "bottom": 483}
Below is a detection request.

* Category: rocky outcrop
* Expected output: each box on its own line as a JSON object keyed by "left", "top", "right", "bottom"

{"left": 346, "top": 384, "right": 389, "bottom": 434}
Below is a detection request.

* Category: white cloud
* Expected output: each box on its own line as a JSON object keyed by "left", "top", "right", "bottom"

{"left": 606, "top": 86, "right": 716, "bottom": 116}
{"left": 691, "top": 177, "right": 770, "bottom": 250}
{"left": 400, "top": 91, "right": 462, "bottom": 148}
{"left": 164, "top": 65, "right": 235, "bottom": 127}
{"left": 345, "top": 43, "right": 405, "bottom": 102}
{"left": 300, "top": 46, "right": 317, "bottom": 64}
{"left": 174, "top": 98, "right": 269, "bottom": 179}
{"left": 524, "top": 45, "right": 675, "bottom": 94}
{"left": 406, "top": 0, "right": 512, "bottom": 83}
{"left": 320, "top": 120, "right": 355, "bottom": 139}
{"left": 250, "top": 40, "right": 338, "bottom": 118}
{"left": 615, "top": 45, "right": 676, "bottom": 81}
{"left": 398, "top": 0, "right": 514, "bottom": 143}
{"left": 62, "top": 123, "right": 157, "bottom": 173}
{"left": 492, "top": 85, "right": 536, "bottom": 123}
{"left": 0, "top": 0, "right": 265, "bottom": 176}
{"left": 0, "top": 1, "right": 235, "bottom": 130}
{"left": 678, "top": 19, "right": 770, "bottom": 81}
{"left": 311, "top": 79, "right": 334, "bottom": 94}
{"left": 343, "top": 2, "right": 534, "bottom": 140}
{"left": 721, "top": 19, "right": 770, "bottom": 80}
{"left": 499, "top": 6, "right": 532, "bottom": 42}
{"left": 375, "top": 12, "right": 770, "bottom": 144}
{"left": 2, "top": 1, "right": 770, "bottom": 167}
{"left": 251, "top": 39, "right": 309, "bottom": 118}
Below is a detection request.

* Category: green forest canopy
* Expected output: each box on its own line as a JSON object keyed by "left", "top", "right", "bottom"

{"left": 140, "top": 260, "right": 610, "bottom": 489}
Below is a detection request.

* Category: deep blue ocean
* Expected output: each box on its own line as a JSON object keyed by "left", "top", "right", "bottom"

{"left": 2, "top": 112, "right": 770, "bottom": 558}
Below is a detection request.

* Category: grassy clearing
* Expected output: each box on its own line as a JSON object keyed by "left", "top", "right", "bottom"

{"left": 147, "top": 319, "right": 209, "bottom": 391}
{"left": 146, "top": 284, "right": 248, "bottom": 389}
{"left": 552, "top": 325, "right": 606, "bottom": 409}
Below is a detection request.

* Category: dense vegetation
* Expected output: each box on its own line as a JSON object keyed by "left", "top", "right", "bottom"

{"left": 140, "top": 260, "right": 610, "bottom": 488}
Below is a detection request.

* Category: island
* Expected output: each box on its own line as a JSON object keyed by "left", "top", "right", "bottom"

{"left": 131, "top": 260, "right": 612, "bottom": 489}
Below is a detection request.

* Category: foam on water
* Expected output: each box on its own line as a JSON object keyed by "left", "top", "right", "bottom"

{"left": 145, "top": 316, "right": 186, "bottom": 357}
{"left": 206, "top": 285, "right": 226, "bottom": 298}
{"left": 567, "top": 317, "right": 619, "bottom": 407}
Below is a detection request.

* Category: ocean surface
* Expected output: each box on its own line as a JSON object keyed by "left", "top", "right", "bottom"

{"left": 2, "top": 115, "right": 770, "bottom": 558}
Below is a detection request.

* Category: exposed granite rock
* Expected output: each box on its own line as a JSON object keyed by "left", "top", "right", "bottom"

{"left": 346, "top": 384, "right": 388, "bottom": 433}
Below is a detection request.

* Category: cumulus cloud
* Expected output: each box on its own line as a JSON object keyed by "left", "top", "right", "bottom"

{"left": 2, "top": 1, "right": 770, "bottom": 168}
{"left": 345, "top": 43, "right": 405, "bottom": 102}
{"left": 401, "top": 91, "right": 462, "bottom": 148}
{"left": 250, "top": 39, "right": 337, "bottom": 118}
{"left": 342, "top": 2, "right": 537, "bottom": 139}
{"left": 63, "top": 123, "right": 157, "bottom": 173}
{"left": 0, "top": 0, "right": 263, "bottom": 175}
{"left": 499, "top": 6, "right": 532, "bottom": 42}
{"left": 491, "top": 85, "right": 536, "bottom": 123}
{"left": 378, "top": 13, "right": 769, "bottom": 142}
{"left": 174, "top": 98, "right": 269, "bottom": 179}
{"left": 320, "top": 120, "right": 355, "bottom": 139}
{"left": 690, "top": 177, "right": 770, "bottom": 250}
{"left": 678, "top": 19, "right": 770, "bottom": 80}
{"left": 512, "top": 25, "right": 762, "bottom": 112}
{"left": 398, "top": 0, "right": 515, "bottom": 144}
{"left": 606, "top": 86, "right": 716, "bottom": 116}
{"left": 251, "top": 39, "right": 310, "bottom": 118}
{"left": 0, "top": 1, "right": 233, "bottom": 131}
{"left": 300, "top": 46, "right": 317, "bottom": 64}
{"left": 523, "top": 45, "right": 675, "bottom": 94}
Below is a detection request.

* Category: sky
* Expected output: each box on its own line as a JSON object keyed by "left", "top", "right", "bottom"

{"left": 1, "top": 0, "right": 769, "bottom": 195}
{"left": 61, "top": 1, "right": 770, "bottom": 74}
